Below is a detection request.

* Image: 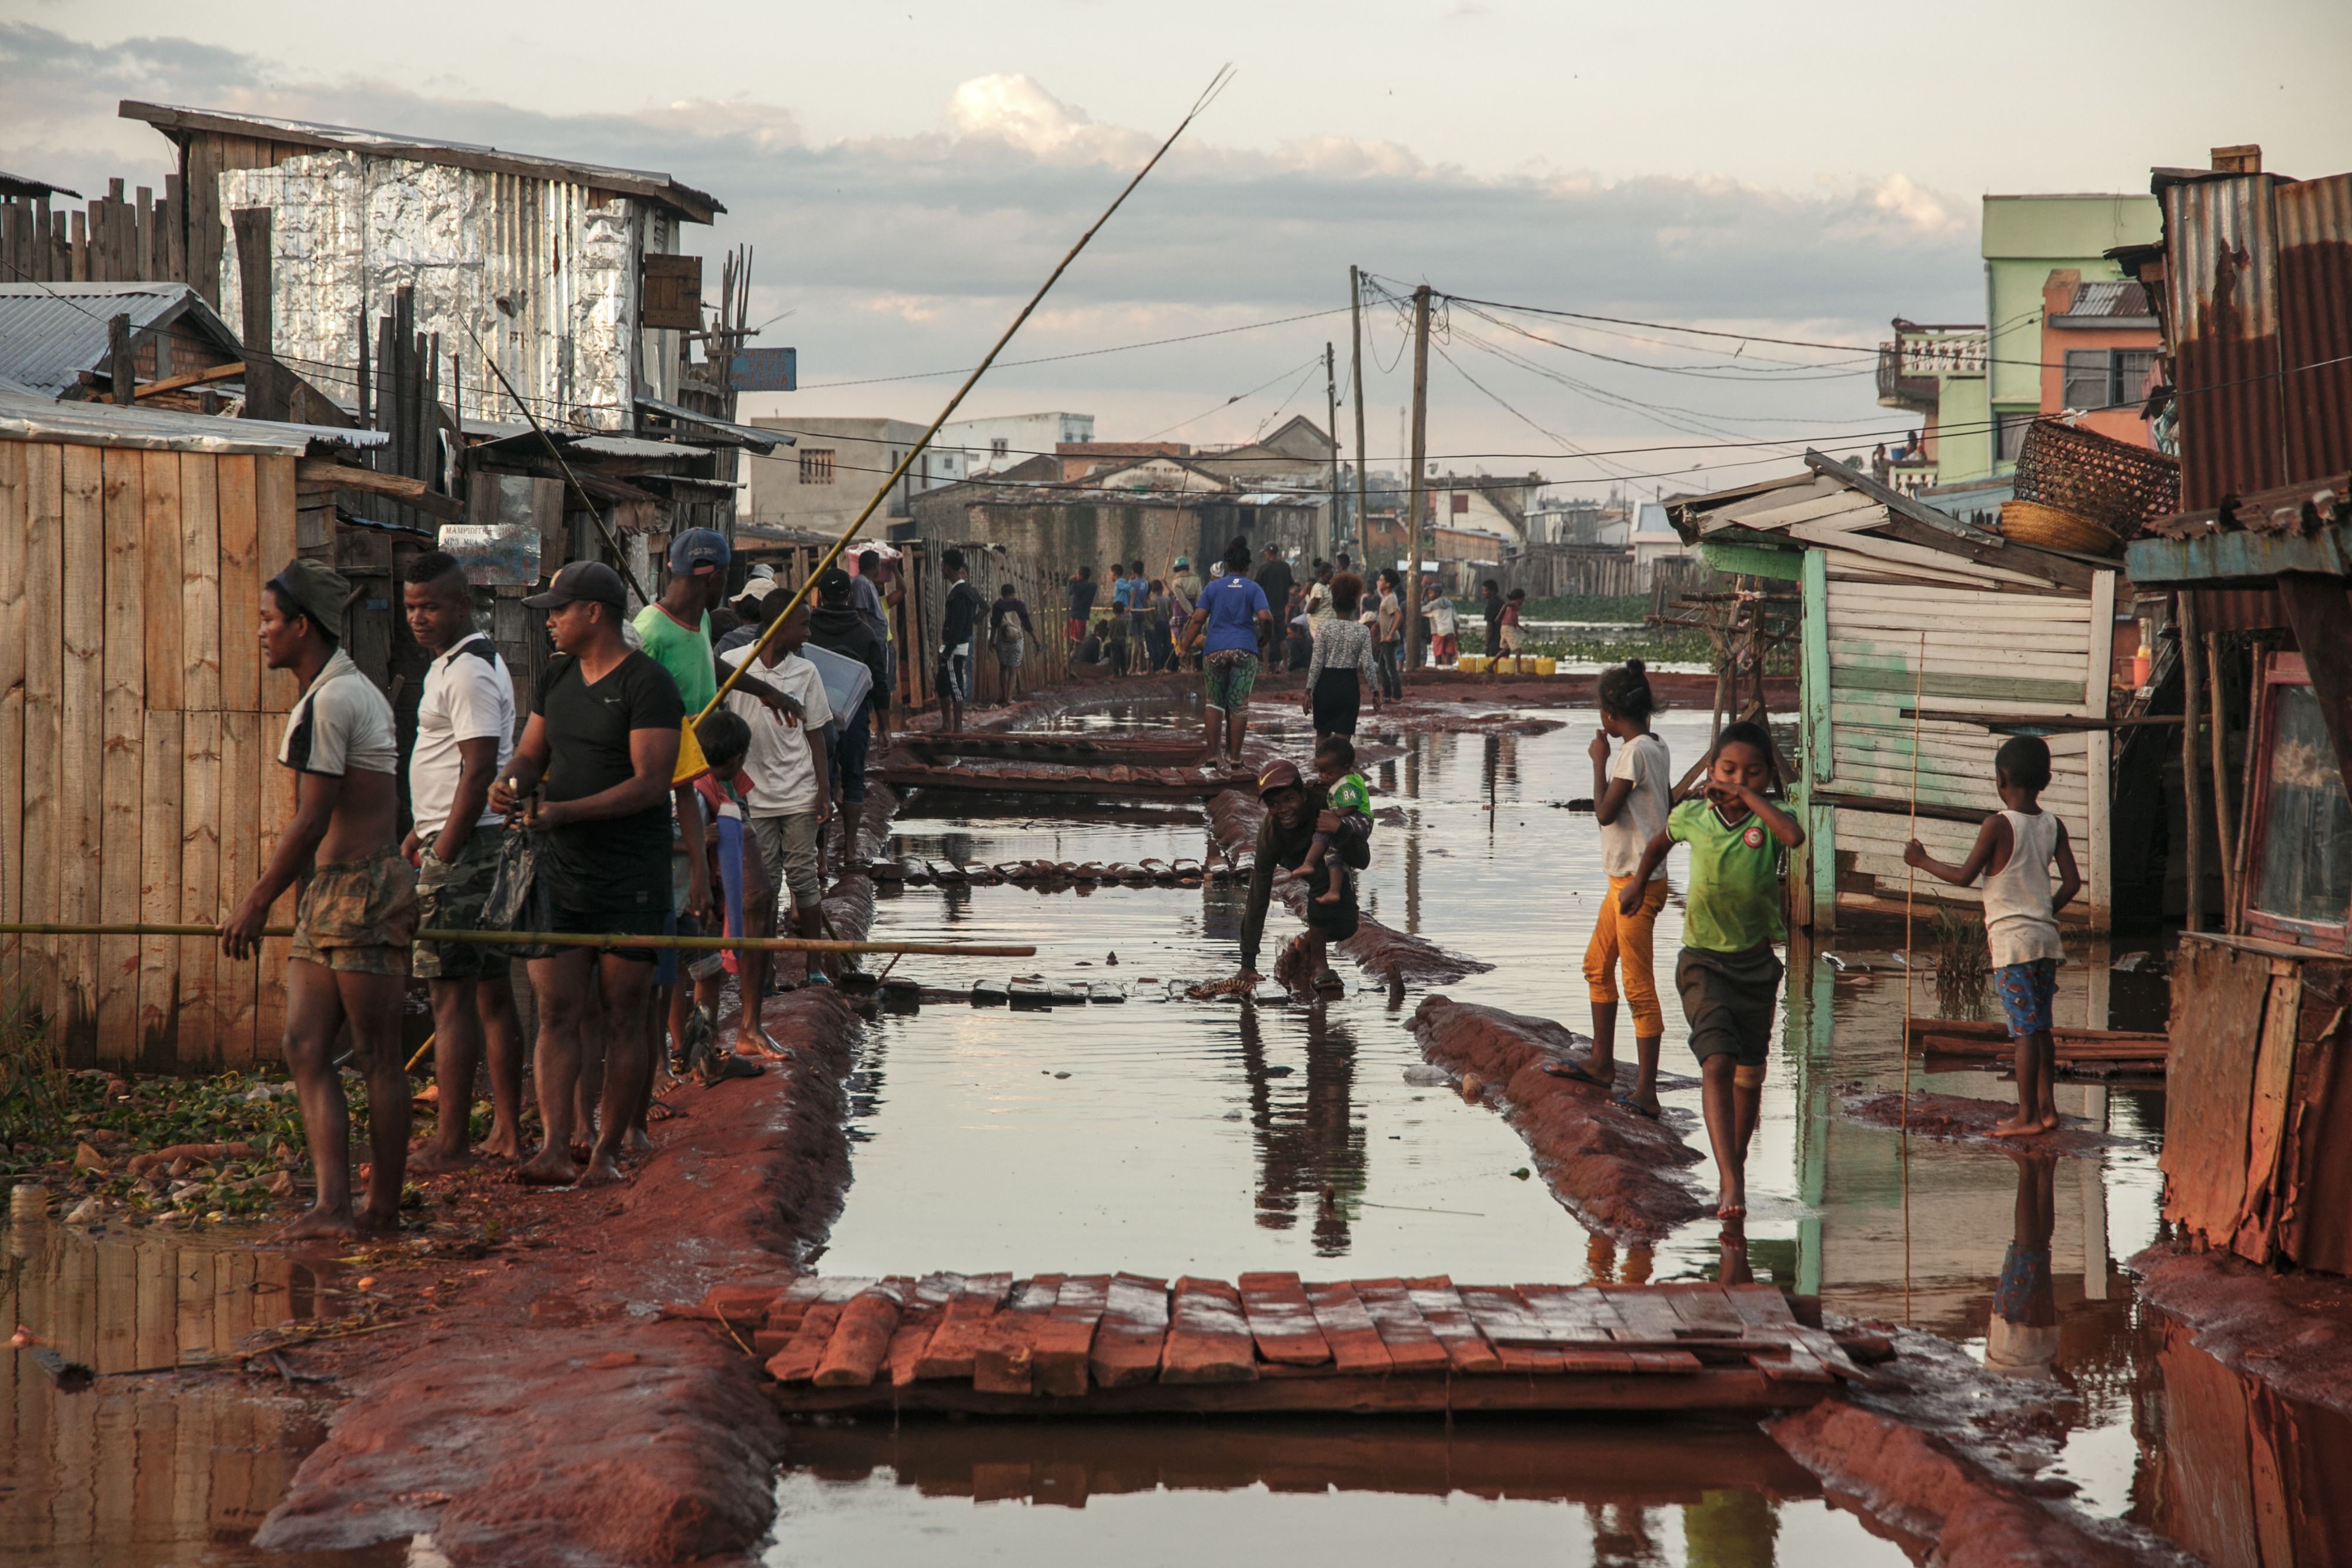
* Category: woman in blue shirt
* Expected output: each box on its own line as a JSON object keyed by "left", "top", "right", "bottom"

{"left": 1181, "top": 539, "right": 1272, "bottom": 767}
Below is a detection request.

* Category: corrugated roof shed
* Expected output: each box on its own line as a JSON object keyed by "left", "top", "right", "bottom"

{"left": 2052, "top": 279, "right": 2156, "bottom": 323}
{"left": 0, "top": 170, "right": 82, "bottom": 200}
{"left": 0, "top": 282, "right": 239, "bottom": 397}
{"left": 0, "top": 385, "right": 384, "bottom": 456}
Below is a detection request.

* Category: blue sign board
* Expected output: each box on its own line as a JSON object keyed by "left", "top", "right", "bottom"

{"left": 730, "top": 347, "right": 797, "bottom": 392}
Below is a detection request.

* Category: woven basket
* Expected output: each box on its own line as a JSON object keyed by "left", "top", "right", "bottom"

{"left": 2012, "top": 419, "right": 2179, "bottom": 537}
{"left": 1999, "top": 500, "right": 2124, "bottom": 556}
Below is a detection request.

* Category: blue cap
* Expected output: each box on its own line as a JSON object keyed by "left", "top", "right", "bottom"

{"left": 668, "top": 527, "right": 730, "bottom": 576}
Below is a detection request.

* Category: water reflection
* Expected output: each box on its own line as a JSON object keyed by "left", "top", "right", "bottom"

{"left": 1233, "top": 1003, "right": 1365, "bottom": 1253}
{"left": 2, "top": 1217, "right": 399, "bottom": 1568}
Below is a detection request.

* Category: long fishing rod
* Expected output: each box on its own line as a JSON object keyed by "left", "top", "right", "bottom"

{"left": 0, "top": 922, "right": 1034, "bottom": 958}
{"left": 696, "top": 63, "right": 1237, "bottom": 724}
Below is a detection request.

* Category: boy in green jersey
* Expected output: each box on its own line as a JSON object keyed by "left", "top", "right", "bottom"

{"left": 1619, "top": 721, "right": 1805, "bottom": 1222}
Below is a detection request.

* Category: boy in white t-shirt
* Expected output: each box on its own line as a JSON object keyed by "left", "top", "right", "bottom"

{"left": 1549, "top": 660, "right": 1672, "bottom": 1118}
{"left": 721, "top": 596, "right": 834, "bottom": 1034}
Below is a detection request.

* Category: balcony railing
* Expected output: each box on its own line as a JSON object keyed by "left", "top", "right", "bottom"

{"left": 1895, "top": 329, "right": 1987, "bottom": 377}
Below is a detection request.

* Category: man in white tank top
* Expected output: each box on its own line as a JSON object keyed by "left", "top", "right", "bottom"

{"left": 1903, "top": 735, "right": 2083, "bottom": 1136}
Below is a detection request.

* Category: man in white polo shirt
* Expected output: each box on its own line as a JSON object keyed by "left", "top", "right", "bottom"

{"left": 720, "top": 592, "right": 832, "bottom": 1038}
{"left": 399, "top": 550, "right": 525, "bottom": 1172}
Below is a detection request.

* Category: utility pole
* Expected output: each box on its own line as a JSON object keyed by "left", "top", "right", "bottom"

{"left": 1324, "top": 340, "right": 1341, "bottom": 563}
{"left": 1349, "top": 266, "right": 1368, "bottom": 573}
{"left": 1404, "top": 284, "right": 1432, "bottom": 685}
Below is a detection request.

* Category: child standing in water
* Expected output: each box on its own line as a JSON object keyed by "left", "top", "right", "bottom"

{"left": 1903, "top": 735, "right": 2081, "bottom": 1136}
{"left": 1292, "top": 733, "right": 1370, "bottom": 905}
{"left": 1621, "top": 721, "right": 1804, "bottom": 1221}
{"left": 1549, "top": 660, "right": 1672, "bottom": 1118}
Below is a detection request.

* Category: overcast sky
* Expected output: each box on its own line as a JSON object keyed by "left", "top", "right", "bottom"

{"left": 6, "top": 2, "right": 2347, "bottom": 496}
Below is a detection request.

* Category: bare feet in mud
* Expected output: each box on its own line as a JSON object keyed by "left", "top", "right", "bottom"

{"left": 1988, "top": 1112, "right": 2057, "bottom": 1139}
{"left": 517, "top": 1148, "right": 580, "bottom": 1186}
{"left": 355, "top": 1205, "right": 405, "bottom": 1236}
{"left": 623, "top": 1126, "right": 654, "bottom": 1156}
{"left": 407, "top": 1144, "right": 475, "bottom": 1176}
{"left": 577, "top": 1149, "right": 627, "bottom": 1187}
{"left": 269, "top": 1206, "right": 359, "bottom": 1245}
{"left": 1716, "top": 1181, "right": 1747, "bottom": 1222}
{"left": 479, "top": 1127, "right": 523, "bottom": 1162}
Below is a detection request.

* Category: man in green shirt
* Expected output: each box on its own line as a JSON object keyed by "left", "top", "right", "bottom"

{"left": 632, "top": 530, "right": 803, "bottom": 724}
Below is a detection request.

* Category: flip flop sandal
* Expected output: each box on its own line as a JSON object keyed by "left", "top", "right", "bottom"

{"left": 1611, "top": 1091, "right": 1662, "bottom": 1121}
{"left": 1541, "top": 1057, "right": 1611, "bottom": 1087}
{"left": 1311, "top": 968, "right": 1346, "bottom": 995}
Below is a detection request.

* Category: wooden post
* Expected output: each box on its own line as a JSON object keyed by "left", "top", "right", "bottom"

{"left": 2277, "top": 573, "right": 2352, "bottom": 808}
{"left": 108, "top": 314, "right": 134, "bottom": 404}
{"left": 1349, "top": 267, "right": 1368, "bottom": 569}
{"left": 1323, "top": 341, "right": 1340, "bottom": 566}
{"left": 2230, "top": 641, "right": 2267, "bottom": 935}
{"left": 2206, "top": 630, "right": 2237, "bottom": 930}
{"left": 1404, "top": 285, "right": 1431, "bottom": 686}
{"left": 229, "top": 208, "right": 285, "bottom": 422}
{"left": 2179, "top": 593, "right": 2203, "bottom": 934}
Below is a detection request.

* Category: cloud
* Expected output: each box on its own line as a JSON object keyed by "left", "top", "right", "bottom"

{"left": 0, "top": 23, "right": 1979, "bottom": 476}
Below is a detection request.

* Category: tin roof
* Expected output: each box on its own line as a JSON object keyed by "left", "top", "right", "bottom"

{"left": 119, "top": 101, "right": 723, "bottom": 223}
{"left": 0, "top": 170, "right": 82, "bottom": 200}
{"left": 0, "top": 385, "right": 386, "bottom": 456}
{"left": 0, "top": 282, "right": 239, "bottom": 397}
{"left": 2050, "top": 279, "right": 2156, "bottom": 325}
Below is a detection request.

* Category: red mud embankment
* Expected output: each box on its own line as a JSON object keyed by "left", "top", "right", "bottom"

{"left": 1409, "top": 998, "right": 1705, "bottom": 1239}
{"left": 1204, "top": 789, "right": 1488, "bottom": 985}
{"left": 2130, "top": 1243, "right": 2352, "bottom": 1416}
{"left": 253, "top": 787, "right": 907, "bottom": 1567}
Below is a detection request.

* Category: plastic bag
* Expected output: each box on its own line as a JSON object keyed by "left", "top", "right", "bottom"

{"left": 479, "top": 828, "right": 554, "bottom": 959}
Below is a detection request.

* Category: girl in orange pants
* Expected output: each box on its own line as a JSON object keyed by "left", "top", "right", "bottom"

{"left": 1548, "top": 660, "right": 1672, "bottom": 1117}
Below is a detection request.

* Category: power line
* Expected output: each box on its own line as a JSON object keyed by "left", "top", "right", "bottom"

{"left": 794, "top": 306, "right": 1354, "bottom": 390}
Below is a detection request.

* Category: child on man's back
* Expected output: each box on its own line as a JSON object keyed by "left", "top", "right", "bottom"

{"left": 1292, "top": 733, "right": 1369, "bottom": 905}
{"left": 1903, "top": 735, "right": 2082, "bottom": 1136}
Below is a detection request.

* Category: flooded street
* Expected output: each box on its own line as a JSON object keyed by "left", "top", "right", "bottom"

{"left": 8, "top": 694, "right": 2339, "bottom": 1567}
{"left": 754, "top": 694, "right": 2258, "bottom": 1565}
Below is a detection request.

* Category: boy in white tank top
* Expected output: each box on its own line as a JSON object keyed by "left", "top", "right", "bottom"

{"left": 1903, "top": 736, "right": 2083, "bottom": 1136}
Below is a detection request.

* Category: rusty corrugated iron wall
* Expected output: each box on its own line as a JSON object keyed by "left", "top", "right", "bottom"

{"left": 2163, "top": 174, "right": 2286, "bottom": 509}
{"left": 2277, "top": 174, "right": 2352, "bottom": 486}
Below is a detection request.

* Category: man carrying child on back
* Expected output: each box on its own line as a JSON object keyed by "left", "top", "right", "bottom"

{"left": 1287, "top": 734, "right": 1369, "bottom": 907}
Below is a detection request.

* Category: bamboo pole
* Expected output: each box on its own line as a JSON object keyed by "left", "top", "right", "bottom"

{"left": 0, "top": 922, "right": 1035, "bottom": 957}
{"left": 695, "top": 66, "right": 1234, "bottom": 726}
{"left": 1902, "top": 630, "right": 1922, "bottom": 1326}
{"left": 2180, "top": 594, "right": 2203, "bottom": 933}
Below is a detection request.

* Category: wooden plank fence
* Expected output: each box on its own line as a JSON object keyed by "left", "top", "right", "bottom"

{"left": 0, "top": 179, "right": 188, "bottom": 286}
{"left": 1, "top": 438, "right": 299, "bottom": 1066}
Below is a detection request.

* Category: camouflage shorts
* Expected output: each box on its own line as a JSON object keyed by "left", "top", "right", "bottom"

{"left": 410, "top": 833, "right": 510, "bottom": 981}
{"left": 292, "top": 851, "right": 419, "bottom": 977}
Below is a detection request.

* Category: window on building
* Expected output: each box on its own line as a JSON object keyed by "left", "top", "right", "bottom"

{"left": 800, "top": 449, "right": 834, "bottom": 485}
{"left": 2062, "top": 350, "right": 2111, "bottom": 412}
{"left": 1995, "top": 413, "right": 2034, "bottom": 464}
{"left": 2116, "top": 349, "right": 2159, "bottom": 408}
{"left": 991, "top": 437, "right": 1010, "bottom": 459}
{"left": 1451, "top": 493, "right": 1470, "bottom": 514}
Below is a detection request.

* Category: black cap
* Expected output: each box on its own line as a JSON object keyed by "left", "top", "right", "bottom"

{"left": 524, "top": 560, "right": 629, "bottom": 611}
{"left": 816, "top": 566, "right": 854, "bottom": 604}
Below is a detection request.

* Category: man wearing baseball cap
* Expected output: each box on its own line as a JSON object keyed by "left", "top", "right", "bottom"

{"left": 221, "top": 557, "right": 416, "bottom": 1240}
{"left": 1235, "top": 757, "right": 1369, "bottom": 996}
{"left": 491, "top": 559, "right": 704, "bottom": 1185}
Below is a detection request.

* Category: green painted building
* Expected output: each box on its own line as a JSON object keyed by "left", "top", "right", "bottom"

{"left": 1880, "top": 194, "right": 2161, "bottom": 491}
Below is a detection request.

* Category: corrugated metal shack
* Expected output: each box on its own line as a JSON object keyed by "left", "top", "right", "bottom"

{"left": 117, "top": 101, "right": 722, "bottom": 429}
{"left": 1671, "top": 452, "right": 2120, "bottom": 932}
{"left": 2121, "top": 146, "right": 2352, "bottom": 1277}
{"left": 0, "top": 390, "right": 386, "bottom": 1067}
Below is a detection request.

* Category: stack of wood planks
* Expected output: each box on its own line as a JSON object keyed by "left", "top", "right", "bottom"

{"left": 1906, "top": 1018, "right": 2169, "bottom": 1074}
{"left": 719, "top": 1271, "right": 1875, "bottom": 1416}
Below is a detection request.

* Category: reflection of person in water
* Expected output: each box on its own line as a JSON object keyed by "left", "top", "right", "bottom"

{"left": 1987, "top": 1151, "right": 2060, "bottom": 1378}
{"left": 1234, "top": 1000, "right": 1365, "bottom": 1254}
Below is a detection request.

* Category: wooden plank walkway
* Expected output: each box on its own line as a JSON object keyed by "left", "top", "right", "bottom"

{"left": 728, "top": 1272, "right": 1872, "bottom": 1416}
{"left": 1905, "top": 1017, "right": 2169, "bottom": 1072}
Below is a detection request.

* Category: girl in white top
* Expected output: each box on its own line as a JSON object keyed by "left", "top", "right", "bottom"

{"left": 1905, "top": 735, "right": 2083, "bottom": 1136}
{"left": 1548, "top": 660, "right": 1674, "bottom": 1118}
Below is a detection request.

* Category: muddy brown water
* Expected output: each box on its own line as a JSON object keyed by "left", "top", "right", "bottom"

{"left": 6, "top": 694, "right": 2341, "bottom": 1565}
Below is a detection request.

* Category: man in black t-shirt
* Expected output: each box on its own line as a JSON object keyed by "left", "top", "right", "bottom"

{"left": 1064, "top": 566, "right": 1096, "bottom": 647}
{"left": 492, "top": 561, "right": 706, "bottom": 1189}
{"left": 1253, "top": 546, "right": 1294, "bottom": 670}
{"left": 937, "top": 547, "right": 985, "bottom": 735}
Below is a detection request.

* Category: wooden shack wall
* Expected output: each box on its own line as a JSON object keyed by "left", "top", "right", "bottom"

{"left": 1, "top": 437, "right": 299, "bottom": 1068}
{"left": 1803, "top": 564, "right": 2114, "bottom": 930}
